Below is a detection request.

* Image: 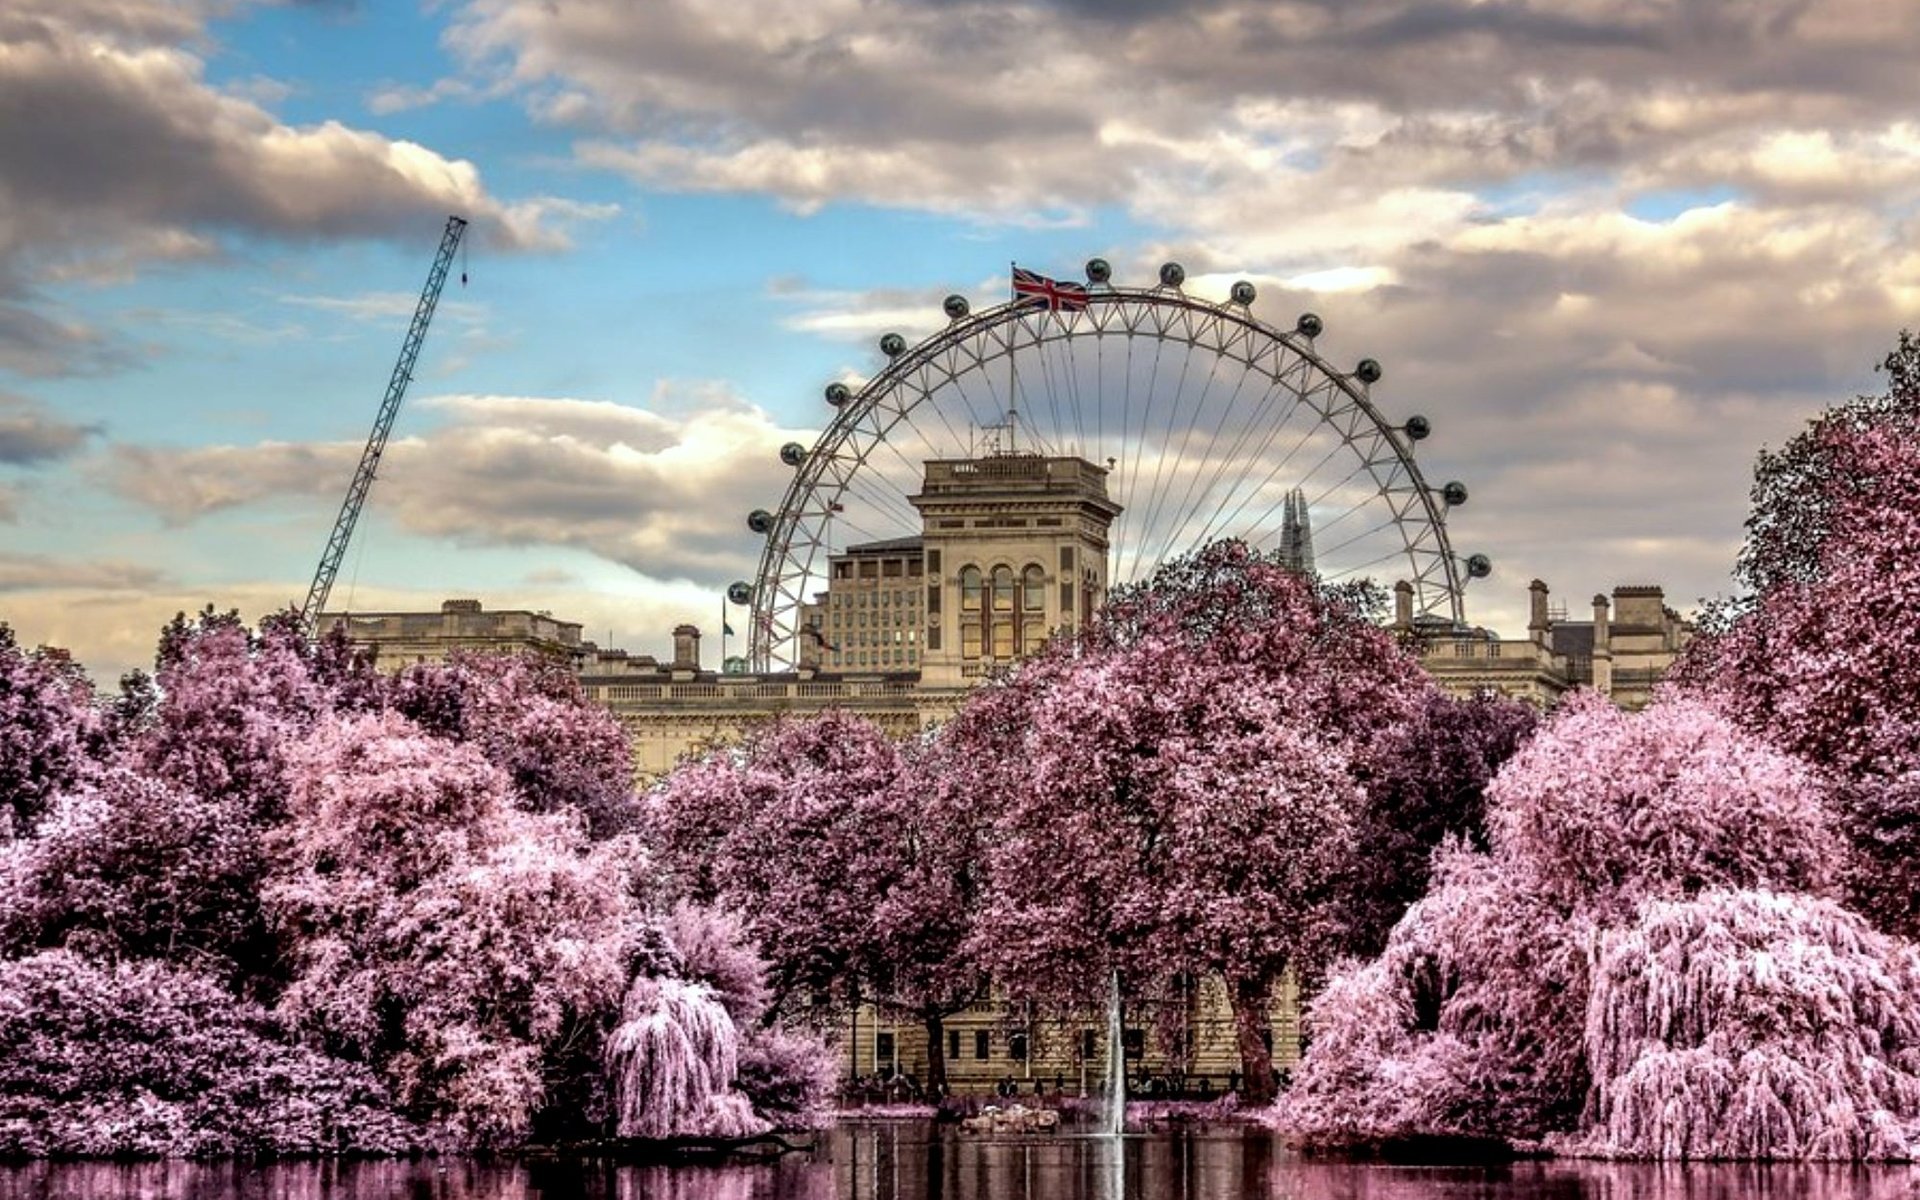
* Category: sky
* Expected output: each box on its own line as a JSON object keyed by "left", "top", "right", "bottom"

{"left": 2, "top": 0, "right": 1916, "bottom": 683}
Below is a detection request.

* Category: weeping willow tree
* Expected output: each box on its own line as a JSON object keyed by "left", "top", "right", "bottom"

{"left": 603, "top": 977, "right": 764, "bottom": 1140}
{"left": 1568, "top": 890, "right": 1920, "bottom": 1161}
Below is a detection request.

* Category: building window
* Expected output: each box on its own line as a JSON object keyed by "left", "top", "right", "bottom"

{"left": 1489, "top": 642, "right": 1503, "bottom": 658}
{"left": 1010, "top": 1033, "right": 1029, "bottom": 1061}
{"left": 927, "top": 583, "right": 941, "bottom": 614}
{"left": 962, "top": 625, "right": 982, "bottom": 659}
{"left": 992, "top": 622, "right": 1014, "bottom": 658}
{"left": 992, "top": 565, "right": 1014, "bottom": 612}
{"left": 877, "top": 1032, "right": 897, "bottom": 1069}
{"left": 975, "top": 1031, "right": 990, "bottom": 1060}
{"left": 1022, "top": 564, "right": 1045, "bottom": 612}
{"left": 961, "top": 566, "right": 983, "bottom": 611}
{"left": 1061, "top": 582, "right": 1073, "bottom": 612}
{"left": 927, "top": 550, "right": 941, "bottom": 572}
{"left": 1124, "top": 1029, "right": 1144, "bottom": 1059}
{"left": 1060, "top": 546, "right": 1074, "bottom": 570}
{"left": 1081, "top": 1030, "right": 1097, "bottom": 1061}
{"left": 949, "top": 1030, "right": 961, "bottom": 1061}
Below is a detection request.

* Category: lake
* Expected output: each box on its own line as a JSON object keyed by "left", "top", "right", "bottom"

{"left": 0, "top": 1122, "right": 1914, "bottom": 1199}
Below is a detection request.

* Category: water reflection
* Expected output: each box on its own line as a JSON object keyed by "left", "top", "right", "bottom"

{"left": 1, "top": 1125, "right": 1917, "bottom": 1200}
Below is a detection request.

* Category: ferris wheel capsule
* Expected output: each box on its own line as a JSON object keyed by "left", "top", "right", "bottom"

{"left": 1441, "top": 481, "right": 1469, "bottom": 507}
{"left": 1230, "top": 280, "right": 1257, "bottom": 305}
{"left": 943, "top": 294, "right": 970, "bottom": 320}
{"left": 747, "top": 509, "right": 775, "bottom": 535}
{"left": 880, "top": 332, "right": 907, "bottom": 357}
{"left": 1355, "top": 358, "right": 1383, "bottom": 384}
{"left": 825, "top": 381, "right": 852, "bottom": 406}
{"left": 780, "top": 442, "right": 807, "bottom": 467}
{"left": 1296, "top": 312, "right": 1324, "bottom": 338}
{"left": 1158, "top": 262, "right": 1186, "bottom": 288}
{"left": 1403, "top": 415, "right": 1432, "bottom": 441}
{"left": 1086, "top": 258, "right": 1113, "bottom": 284}
{"left": 727, "top": 581, "right": 753, "bottom": 605}
{"left": 1465, "top": 553, "right": 1493, "bottom": 580}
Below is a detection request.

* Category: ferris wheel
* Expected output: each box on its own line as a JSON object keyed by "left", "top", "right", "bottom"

{"left": 732, "top": 259, "right": 1489, "bottom": 673}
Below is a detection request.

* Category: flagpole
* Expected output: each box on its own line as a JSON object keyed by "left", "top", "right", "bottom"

{"left": 1008, "top": 261, "right": 1018, "bottom": 453}
{"left": 719, "top": 595, "right": 727, "bottom": 668}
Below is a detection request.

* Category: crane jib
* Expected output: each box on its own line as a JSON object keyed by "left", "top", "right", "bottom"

{"left": 300, "top": 215, "right": 468, "bottom": 638}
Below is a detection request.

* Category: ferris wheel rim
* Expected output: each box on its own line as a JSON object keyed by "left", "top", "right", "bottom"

{"left": 746, "top": 283, "right": 1466, "bottom": 673}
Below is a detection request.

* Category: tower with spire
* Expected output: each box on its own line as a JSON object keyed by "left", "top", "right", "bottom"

{"left": 1279, "top": 487, "right": 1316, "bottom": 576}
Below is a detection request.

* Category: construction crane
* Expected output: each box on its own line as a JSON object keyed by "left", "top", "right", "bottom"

{"left": 300, "top": 214, "right": 468, "bottom": 637}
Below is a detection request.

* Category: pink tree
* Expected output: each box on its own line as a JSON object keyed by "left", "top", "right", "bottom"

{"left": 0, "top": 624, "right": 102, "bottom": 838}
{"left": 386, "top": 651, "right": 638, "bottom": 836}
{"left": 143, "top": 608, "right": 327, "bottom": 818}
{"left": 644, "top": 710, "right": 905, "bottom": 1022}
{"left": 967, "top": 541, "right": 1429, "bottom": 1104}
{"left": 1340, "top": 689, "right": 1539, "bottom": 957}
{"left": 0, "top": 767, "right": 261, "bottom": 978}
{"left": 1485, "top": 691, "right": 1839, "bottom": 921}
{"left": 0, "top": 949, "right": 416, "bottom": 1157}
{"left": 1679, "top": 395, "right": 1920, "bottom": 935}
{"left": 1569, "top": 890, "right": 1920, "bottom": 1161}
{"left": 1281, "top": 693, "right": 1847, "bottom": 1150}
{"left": 268, "top": 709, "right": 646, "bottom": 1146}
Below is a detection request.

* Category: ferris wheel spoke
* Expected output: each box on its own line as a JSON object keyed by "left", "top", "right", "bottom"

{"left": 1200, "top": 394, "right": 1328, "bottom": 542}
{"left": 1180, "top": 372, "right": 1295, "bottom": 550}
{"left": 1142, "top": 334, "right": 1262, "bottom": 575}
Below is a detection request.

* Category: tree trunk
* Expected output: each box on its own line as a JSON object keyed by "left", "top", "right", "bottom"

{"left": 924, "top": 1011, "right": 948, "bottom": 1094}
{"left": 1228, "top": 976, "right": 1278, "bottom": 1106}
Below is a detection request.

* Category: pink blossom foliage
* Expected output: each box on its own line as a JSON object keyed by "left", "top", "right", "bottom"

{"left": 604, "top": 977, "right": 764, "bottom": 1140}
{"left": 1679, "top": 412, "right": 1920, "bottom": 936}
{"left": 735, "top": 1026, "right": 840, "bottom": 1126}
{"left": 0, "top": 950, "right": 416, "bottom": 1157}
{"left": 144, "top": 614, "right": 326, "bottom": 817}
{"left": 1342, "top": 689, "right": 1539, "bottom": 957}
{"left": 1486, "top": 691, "right": 1840, "bottom": 921}
{"left": 387, "top": 652, "right": 637, "bottom": 835}
{"left": 1280, "top": 849, "right": 1590, "bottom": 1145}
{"left": 645, "top": 710, "right": 906, "bottom": 1019}
{"left": 1567, "top": 890, "right": 1920, "bottom": 1161}
{"left": 663, "top": 902, "right": 773, "bottom": 1025}
{"left": 963, "top": 541, "right": 1429, "bottom": 1102}
{"left": 1283, "top": 695, "right": 1860, "bottom": 1156}
{"left": 0, "top": 624, "right": 101, "bottom": 838}
{"left": 269, "top": 710, "right": 648, "bottom": 1145}
{"left": 648, "top": 710, "right": 984, "bottom": 1092}
{"left": 0, "top": 767, "right": 261, "bottom": 975}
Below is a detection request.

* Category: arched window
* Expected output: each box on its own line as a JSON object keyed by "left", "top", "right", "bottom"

{"left": 1022, "top": 564, "right": 1045, "bottom": 612}
{"left": 992, "top": 565, "right": 1015, "bottom": 612}
{"left": 960, "top": 565, "right": 983, "bottom": 611}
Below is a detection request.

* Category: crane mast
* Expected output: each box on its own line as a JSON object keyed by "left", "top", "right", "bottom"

{"left": 300, "top": 215, "right": 467, "bottom": 637}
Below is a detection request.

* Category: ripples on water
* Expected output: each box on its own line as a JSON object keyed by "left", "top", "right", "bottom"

{"left": 1, "top": 1123, "right": 1915, "bottom": 1200}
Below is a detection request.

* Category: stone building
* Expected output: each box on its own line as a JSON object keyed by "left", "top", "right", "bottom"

{"left": 318, "top": 598, "right": 588, "bottom": 667}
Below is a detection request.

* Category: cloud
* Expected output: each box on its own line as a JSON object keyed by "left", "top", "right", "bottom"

{"left": 0, "top": 552, "right": 165, "bottom": 593}
{"left": 0, "top": 393, "right": 100, "bottom": 464}
{"left": 0, "top": 0, "right": 605, "bottom": 375}
{"left": 103, "top": 386, "right": 811, "bottom": 582}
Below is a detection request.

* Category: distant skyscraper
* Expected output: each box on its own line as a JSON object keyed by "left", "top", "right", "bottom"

{"left": 1279, "top": 487, "right": 1316, "bottom": 576}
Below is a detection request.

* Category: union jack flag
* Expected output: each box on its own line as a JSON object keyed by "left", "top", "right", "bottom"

{"left": 1012, "top": 266, "right": 1090, "bottom": 313}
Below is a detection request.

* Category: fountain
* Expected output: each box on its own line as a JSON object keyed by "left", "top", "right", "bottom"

{"left": 1104, "top": 970, "right": 1126, "bottom": 1137}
